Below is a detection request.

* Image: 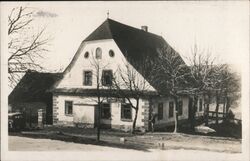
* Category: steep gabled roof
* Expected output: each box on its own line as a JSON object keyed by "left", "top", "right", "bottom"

{"left": 60, "top": 18, "right": 186, "bottom": 94}
{"left": 9, "top": 71, "right": 63, "bottom": 103}
{"left": 84, "top": 18, "right": 167, "bottom": 61}
{"left": 84, "top": 19, "right": 186, "bottom": 92}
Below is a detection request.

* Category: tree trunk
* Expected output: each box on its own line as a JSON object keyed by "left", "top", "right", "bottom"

{"left": 223, "top": 97, "right": 226, "bottom": 120}
{"left": 173, "top": 97, "right": 178, "bottom": 133}
{"left": 97, "top": 101, "right": 101, "bottom": 141}
{"left": 204, "top": 93, "right": 210, "bottom": 126}
{"left": 96, "top": 70, "right": 101, "bottom": 141}
{"left": 132, "top": 98, "right": 139, "bottom": 134}
{"left": 29, "top": 108, "right": 32, "bottom": 128}
{"left": 225, "top": 96, "right": 230, "bottom": 119}
{"left": 189, "top": 96, "right": 195, "bottom": 131}
{"left": 192, "top": 95, "right": 198, "bottom": 128}
{"left": 215, "top": 91, "right": 220, "bottom": 125}
{"left": 205, "top": 103, "right": 210, "bottom": 126}
{"left": 132, "top": 108, "right": 139, "bottom": 133}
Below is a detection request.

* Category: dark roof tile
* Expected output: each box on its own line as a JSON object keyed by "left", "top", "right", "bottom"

{"left": 9, "top": 71, "right": 63, "bottom": 103}
{"left": 84, "top": 18, "right": 166, "bottom": 60}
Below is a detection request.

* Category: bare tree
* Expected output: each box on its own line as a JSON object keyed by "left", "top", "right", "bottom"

{"left": 112, "top": 58, "right": 153, "bottom": 133}
{"left": 89, "top": 53, "right": 110, "bottom": 141}
{"left": 186, "top": 44, "right": 238, "bottom": 127}
{"left": 153, "top": 45, "right": 188, "bottom": 133}
{"left": 211, "top": 64, "right": 240, "bottom": 125}
{"left": 8, "top": 6, "right": 50, "bottom": 88}
{"left": 186, "top": 43, "right": 219, "bottom": 128}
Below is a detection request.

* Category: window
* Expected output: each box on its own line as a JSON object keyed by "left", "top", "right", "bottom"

{"left": 84, "top": 52, "right": 89, "bottom": 58}
{"left": 109, "top": 50, "right": 115, "bottom": 57}
{"left": 169, "top": 102, "right": 174, "bottom": 118}
{"left": 178, "top": 101, "right": 183, "bottom": 115}
{"left": 83, "top": 71, "right": 92, "bottom": 86}
{"left": 101, "top": 103, "right": 111, "bottom": 119}
{"left": 96, "top": 47, "right": 102, "bottom": 59}
{"left": 121, "top": 104, "right": 132, "bottom": 120}
{"left": 102, "top": 70, "right": 113, "bottom": 86}
{"left": 158, "top": 103, "right": 163, "bottom": 120}
{"left": 65, "top": 101, "right": 73, "bottom": 115}
{"left": 199, "top": 99, "right": 203, "bottom": 111}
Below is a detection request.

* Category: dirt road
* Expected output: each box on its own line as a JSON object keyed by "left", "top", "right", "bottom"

{"left": 8, "top": 135, "right": 244, "bottom": 161}
{"left": 9, "top": 135, "right": 137, "bottom": 151}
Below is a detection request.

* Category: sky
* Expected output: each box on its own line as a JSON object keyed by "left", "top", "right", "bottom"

{"left": 2, "top": 1, "right": 249, "bottom": 73}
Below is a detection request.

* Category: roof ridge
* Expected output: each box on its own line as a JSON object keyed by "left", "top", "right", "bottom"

{"left": 106, "top": 18, "right": 114, "bottom": 39}
{"left": 107, "top": 18, "right": 163, "bottom": 39}
{"left": 84, "top": 19, "right": 113, "bottom": 42}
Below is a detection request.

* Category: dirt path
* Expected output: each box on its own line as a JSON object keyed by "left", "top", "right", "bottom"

{"left": 128, "top": 133, "right": 241, "bottom": 153}
{"left": 9, "top": 136, "right": 138, "bottom": 151}
{"left": 8, "top": 135, "right": 244, "bottom": 161}
{"left": 9, "top": 131, "right": 241, "bottom": 153}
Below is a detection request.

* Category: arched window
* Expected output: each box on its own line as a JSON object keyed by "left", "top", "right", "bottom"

{"left": 96, "top": 47, "right": 102, "bottom": 59}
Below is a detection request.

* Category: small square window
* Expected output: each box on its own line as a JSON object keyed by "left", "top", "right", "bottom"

{"left": 65, "top": 101, "right": 73, "bottom": 115}
{"left": 102, "top": 70, "right": 113, "bottom": 86}
{"left": 83, "top": 71, "right": 92, "bottom": 86}
{"left": 169, "top": 102, "right": 174, "bottom": 118}
{"left": 121, "top": 104, "right": 132, "bottom": 120}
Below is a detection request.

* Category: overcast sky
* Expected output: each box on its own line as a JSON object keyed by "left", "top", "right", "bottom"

{"left": 2, "top": 1, "right": 249, "bottom": 73}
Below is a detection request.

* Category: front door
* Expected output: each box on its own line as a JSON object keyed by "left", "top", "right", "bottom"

{"left": 100, "top": 103, "right": 111, "bottom": 129}
{"left": 94, "top": 104, "right": 111, "bottom": 128}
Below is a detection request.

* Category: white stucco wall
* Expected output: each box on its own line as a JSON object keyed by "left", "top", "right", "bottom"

{"left": 73, "top": 104, "right": 95, "bottom": 124}
{"left": 53, "top": 94, "right": 146, "bottom": 128}
{"left": 152, "top": 96, "right": 189, "bottom": 126}
{"left": 56, "top": 39, "right": 155, "bottom": 92}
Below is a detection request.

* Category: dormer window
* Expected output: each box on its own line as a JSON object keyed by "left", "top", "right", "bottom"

{"left": 96, "top": 47, "right": 102, "bottom": 59}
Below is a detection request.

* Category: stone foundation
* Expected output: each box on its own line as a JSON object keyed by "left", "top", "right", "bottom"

{"left": 141, "top": 100, "right": 150, "bottom": 131}
{"left": 52, "top": 95, "right": 59, "bottom": 124}
{"left": 53, "top": 120, "right": 75, "bottom": 127}
{"left": 74, "top": 122, "right": 94, "bottom": 128}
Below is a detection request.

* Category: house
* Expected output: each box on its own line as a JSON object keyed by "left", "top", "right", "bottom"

{"left": 8, "top": 71, "right": 63, "bottom": 126}
{"left": 51, "top": 18, "right": 205, "bottom": 131}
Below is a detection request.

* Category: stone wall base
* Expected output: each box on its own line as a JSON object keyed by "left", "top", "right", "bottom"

{"left": 53, "top": 121, "right": 75, "bottom": 127}
{"left": 53, "top": 119, "right": 191, "bottom": 132}
{"left": 74, "top": 123, "right": 94, "bottom": 128}
{"left": 53, "top": 121, "right": 146, "bottom": 132}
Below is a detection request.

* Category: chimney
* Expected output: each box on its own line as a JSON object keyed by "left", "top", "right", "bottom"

{"left": 141, "top": 26, "right": 148, "bottom": 32}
